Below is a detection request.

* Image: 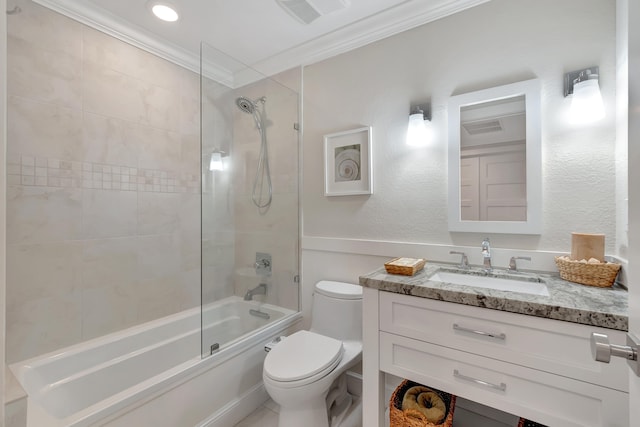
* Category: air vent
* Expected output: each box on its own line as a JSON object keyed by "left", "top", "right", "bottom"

{"left": 276, "top": 0, "right": 349, "bottom": 24}
{"left": 462, "top": 119, "right": 503, "bottom": 135}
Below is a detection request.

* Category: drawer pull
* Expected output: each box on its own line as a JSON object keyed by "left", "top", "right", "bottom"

{"left": 453, "top": 323, "right": 506, "bottom": 340}
{"left": 453, "top": 369, "right": 507, "bottom": 392}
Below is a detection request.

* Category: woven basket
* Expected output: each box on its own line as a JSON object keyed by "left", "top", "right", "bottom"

{"left": 555, "top": 256, "right": 621, "bottom": 287}
{"left": 518, "top": 418, "right": 548, "bottom": 427}
{"left": 389, "top": 380, "right": 455, "bottom": 427}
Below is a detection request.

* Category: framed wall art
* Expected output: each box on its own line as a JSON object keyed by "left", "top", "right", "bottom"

{"left": 323, "top": 126, "right": 373, "bottom": 196}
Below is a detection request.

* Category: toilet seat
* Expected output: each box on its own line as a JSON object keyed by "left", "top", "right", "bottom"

{"left": 264, "top": 330, "right": 344, "bottom": 386}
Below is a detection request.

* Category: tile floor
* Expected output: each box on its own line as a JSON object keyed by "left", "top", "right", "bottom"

{"left": 233, "top": 398, "right": 520, "bottom": 427}
{"left": 233, "top": 400, "right": 279, "bottom": 427}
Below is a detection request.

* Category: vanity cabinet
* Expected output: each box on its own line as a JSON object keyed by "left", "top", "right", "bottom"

{"left": 362, "top": 288, "right": 629, "bottom": 427}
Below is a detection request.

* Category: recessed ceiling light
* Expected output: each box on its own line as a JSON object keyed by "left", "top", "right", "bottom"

{"left": 149, "top": 2, "right": 179, "bottom": 22}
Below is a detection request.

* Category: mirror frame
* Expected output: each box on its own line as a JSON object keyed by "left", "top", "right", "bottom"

{"left": 447, "top": 79, "right": 542, "bottom": 234}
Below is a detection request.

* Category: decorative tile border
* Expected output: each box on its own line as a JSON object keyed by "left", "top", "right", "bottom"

{"left": 7, "top": 154, "right": 200, "bottom": 194}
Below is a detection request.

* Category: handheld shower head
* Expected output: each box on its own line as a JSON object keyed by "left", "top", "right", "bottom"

{"left": 236, "top": 96, "right": 256, "bottom": 114}
{"left": 236, "top": 96, "right": 266, "bottom": 114}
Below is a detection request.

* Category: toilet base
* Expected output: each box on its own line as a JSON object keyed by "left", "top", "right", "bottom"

{"left": 278, "top": 396, "right": 330, "bottom": 427}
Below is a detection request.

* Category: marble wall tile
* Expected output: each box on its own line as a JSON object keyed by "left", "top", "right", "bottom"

{"left": 83, "top": 60, "right": 146, "bottom": 124}
{"left": 83, "top": 26, "right": 184, "bottom": 93}
{"left": 136, "top": 275, "right": 182, "bottom": 323}
{"left": 136, "top": 234, "right": 182, "bottom": 282}
{"left": 180, "top": 93, "right": 200, "bottom": 136}
{"left": 177, "top": 269, "right": 201, "bottom": 310}
{"left": 81, "top": 285, "right": 138, "bottom": 341}
{"left": 82, "top": 112, "right": 139, "bottom": 167}
{"left": 181, "top": 133, "right": 200, "bottom": 174}
{"left": 137, "top": 192, "right": 181, "bottom": 235}
{"left": 7, "top": 185, "right": 83, "bottom": 244}
{"left": 136, "top": 125, "right": 182, "bottom": 171}
{"left": 7, "top": 241, "right": 83, "bottom": 307}
{"left": 8, "top": 35, "right": 82, "bottom": 109}
{"left": 7, "top": 95, "right": 83, "bottom": 160}
{"left": 7, "top": 0, "right": 83, "bottom": 56}
{"left": 6, "top": 292, "right": 83, "bottom": 363}
{"left": 82, "top": 189, "right": 138, "bottom": 239}
{"left": 140, "top": 83, "right": 181, "bottom": 133}
{"left": 82, "top": 237, "right": 138, "bottom": 290}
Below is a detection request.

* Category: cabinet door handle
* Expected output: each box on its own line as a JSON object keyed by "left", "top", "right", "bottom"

{"left": 453, "top": 323, "right": 506, "bottom": 340}
{"left": 453, "top": 369, "right": 507, "bottom": 392}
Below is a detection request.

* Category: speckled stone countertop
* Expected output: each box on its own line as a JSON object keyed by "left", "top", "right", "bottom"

{"left": 359, "top": 262, "right": 628, "bottom": 331}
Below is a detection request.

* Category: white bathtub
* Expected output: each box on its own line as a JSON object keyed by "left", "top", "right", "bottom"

{"left": 10, "top": 296, "right": 300, "bottom": 427}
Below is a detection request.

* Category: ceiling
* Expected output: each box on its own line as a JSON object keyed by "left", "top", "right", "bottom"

{"left": 32, "top": 0, "right": 489, "bottom": 83}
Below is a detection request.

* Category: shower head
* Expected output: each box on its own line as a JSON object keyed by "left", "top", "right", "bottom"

{"left": 235, "top": 96, "right": 266, "bottom": 115}
{"left": 236, "top": 97, "right": 255, "bottom": 114}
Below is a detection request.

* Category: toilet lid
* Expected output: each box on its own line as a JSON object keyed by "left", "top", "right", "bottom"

{"left": 315, "top": 281, "right": 362, "bottom": 300}
{"left": 264, "top": 330, "right": 344, "bottom": 382}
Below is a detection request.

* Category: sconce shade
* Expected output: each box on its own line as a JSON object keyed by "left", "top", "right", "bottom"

{"left": 570, "top": 77, "right": 605, "bottom": 124}
{"left": 406, "top": 109, "right": 433, "bottom": 147}
{"left": 565, "top": 67, "right": 604, "bottom": 125}
{"left": 209, "top": 151, "right": 224, "bottom": 171}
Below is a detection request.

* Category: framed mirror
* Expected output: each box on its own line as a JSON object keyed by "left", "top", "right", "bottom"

{"left": 447, "top": 79, "right": 541, "bottom": 234}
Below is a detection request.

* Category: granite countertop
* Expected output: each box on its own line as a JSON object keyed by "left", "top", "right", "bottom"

{"left": 359, "top": 262, "right": 628, "bottom": 331}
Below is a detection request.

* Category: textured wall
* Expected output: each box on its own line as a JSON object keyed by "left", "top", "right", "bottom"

{"left": 303, "top": 0, "right": 617, "bottom": 253}
{"left": 6, "top": 1, "right": 201, "bottom": 362}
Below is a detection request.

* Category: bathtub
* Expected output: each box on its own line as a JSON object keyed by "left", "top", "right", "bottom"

{"left": 10, "top": 296, "right": 300, "bottom": 427}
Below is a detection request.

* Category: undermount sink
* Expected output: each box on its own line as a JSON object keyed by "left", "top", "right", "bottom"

{"left": 428, "top": 270, "right": 550, "bottom": 296}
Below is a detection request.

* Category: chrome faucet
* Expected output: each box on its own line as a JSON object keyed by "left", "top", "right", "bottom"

{"left": 244, "top": 283, "right": 267, "bottom": 301}
{"left": 481, "top": 237, "right": 492, "bottom": 272}
{"left": 509, "top": 256, "right": 531, "bottom": 272}
{"left": 450, "top": 251, "right": 469, "bottom": 269}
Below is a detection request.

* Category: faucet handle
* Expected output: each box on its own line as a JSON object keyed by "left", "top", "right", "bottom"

{"left": 509, "top": 256, "right": 531, "bottom": 272}
{"left": 450, "top": 251, "right": 469, "bottom": 269}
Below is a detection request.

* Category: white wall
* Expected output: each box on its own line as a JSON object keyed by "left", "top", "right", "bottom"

{"left": 300, "top": 0, "right": 618, "bottom": 323}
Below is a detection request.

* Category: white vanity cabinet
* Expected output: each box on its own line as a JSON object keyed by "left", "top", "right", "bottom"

{"left": 362, "top": 288, "right": 629, "bottom": 427}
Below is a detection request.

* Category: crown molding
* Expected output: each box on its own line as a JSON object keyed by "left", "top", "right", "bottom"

{"left": 33, "top": 0, "right": 489, "bottom": 82}
{"left": 253, "top": 0, "right": 491, "bottom": 76}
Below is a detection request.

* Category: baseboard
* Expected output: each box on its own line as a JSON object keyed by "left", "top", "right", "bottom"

{"left": 196, "top": 382, "right": 269, "bottom": 427}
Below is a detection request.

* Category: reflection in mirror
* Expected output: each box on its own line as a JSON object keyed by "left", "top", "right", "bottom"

{"left": 448, "top": 79, "right": 541, "bottom": 234}
{"left": 460, "top": 95, "right": 526, "bottom": 221}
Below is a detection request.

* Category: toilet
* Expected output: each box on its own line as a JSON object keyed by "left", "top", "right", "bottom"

{"left": 263, "top": 280, "right": 363, "bottom": 427}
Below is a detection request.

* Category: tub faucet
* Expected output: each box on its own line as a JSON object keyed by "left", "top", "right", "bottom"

{"left": 481, "top": 237, "right": 492, "bottom": 272}
{"left": 244, "top": 283, "right": 267, "bottom": 301}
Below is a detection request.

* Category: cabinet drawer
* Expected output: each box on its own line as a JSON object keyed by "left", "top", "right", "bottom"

{"left": 379, "top": 292, "right": 628, "bottom": 391}
{"left": 381, "top": 332, "right": 629, "bottom": 427}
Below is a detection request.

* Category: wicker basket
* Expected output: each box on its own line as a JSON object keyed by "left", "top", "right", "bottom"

{"left": 518, "top": 418, "right": 548, "bottom": 427}
{"left": 384, "top": 257, "right": 426, "bottom": 276}
{"left": 389, "top": 380, "right": 456, "bottom": 427}
{"left": 554, "top": 256, "right": 621, "bottom": 287}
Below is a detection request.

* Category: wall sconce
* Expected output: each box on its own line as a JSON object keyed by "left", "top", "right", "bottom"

{"left": 209, "top": 149, "right": 227, "bottom": 171}
{"left": 406, "top": 104, "right": 434, "bottom": 147}
{"left": 564, "top": 66, "right": 605, "bottom": 124}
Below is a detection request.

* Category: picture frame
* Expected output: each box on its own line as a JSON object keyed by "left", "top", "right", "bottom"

{"left": 323, "top": 126, "right": 373, "bottom": 196}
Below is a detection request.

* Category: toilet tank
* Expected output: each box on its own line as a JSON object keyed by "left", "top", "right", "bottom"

{"left": 309, "top": 281, "right": 362, "bottom": 342}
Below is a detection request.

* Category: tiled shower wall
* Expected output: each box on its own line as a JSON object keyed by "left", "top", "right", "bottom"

{"left": 6, "top": 1, "right": 201, "bottom": 362}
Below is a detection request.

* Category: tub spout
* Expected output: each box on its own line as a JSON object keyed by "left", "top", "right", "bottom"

{"left": 244, "top": 283, "right": 267, "bottom": 301}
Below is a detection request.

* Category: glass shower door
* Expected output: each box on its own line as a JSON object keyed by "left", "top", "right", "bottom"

{"left": 200, "top": 42, "right": 300, "bottom": 357}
